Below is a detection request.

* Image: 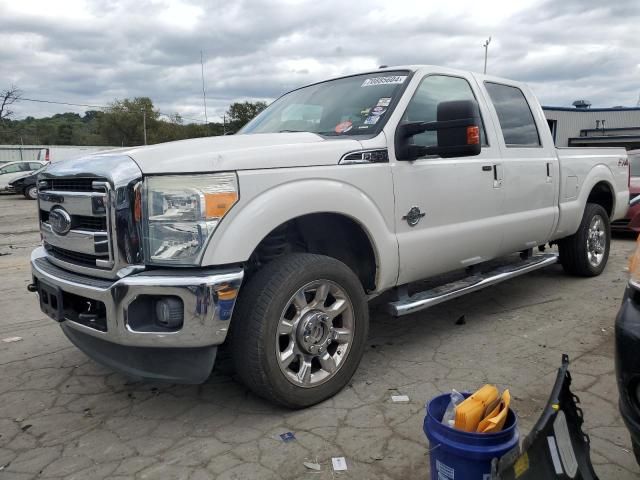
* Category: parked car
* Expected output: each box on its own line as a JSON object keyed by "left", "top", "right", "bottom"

{"left": 29, "top": 66, "right": 629, "bottom": 408}
{"left": 9, "top": 165, "right": 48, "bottom": 200}
{"left": 612, "top": 149, "right": 640, "bottom": 233}
{"left": 0, "top": 160, "right": 47, "bottom": 194}
{"left": 616, "top": 204, "right": 640, "bottom": 465}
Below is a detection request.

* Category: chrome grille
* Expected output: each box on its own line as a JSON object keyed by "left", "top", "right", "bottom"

{"left": 39, "top": 178, "right": 102, "bottom": 192}
{"left": 45, "top": 244, "right": 102, "bottom": 267}
{"left": 37, "top": 155, "right": 144, "bottom": 279}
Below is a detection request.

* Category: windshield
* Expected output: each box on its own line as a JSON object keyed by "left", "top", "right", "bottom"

{"left": 240, "top": 71, "right": 411, "bottom": 136}
{"left": 630, "top": 154, "right": 640, "bottom": 177}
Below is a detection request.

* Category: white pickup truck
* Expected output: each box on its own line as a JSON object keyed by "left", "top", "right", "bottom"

{"left": 29, "top": 65, "right": 629, "bottom": 408}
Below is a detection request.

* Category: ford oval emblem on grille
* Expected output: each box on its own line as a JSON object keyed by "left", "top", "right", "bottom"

{"left": 49, "top": 207, "right": 72, "bottom": 235}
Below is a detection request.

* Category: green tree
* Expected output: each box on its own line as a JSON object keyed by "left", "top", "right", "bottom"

{"left": 99, "top": 97, "right": 159, "bottom": 146}
{"left": 225, "top": 100, "right": 267, "bottom": 132}
{"left": 56, "top": 124, "right": 73, "bottom": 145}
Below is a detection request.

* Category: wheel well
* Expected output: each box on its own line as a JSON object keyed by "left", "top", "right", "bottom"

{"left": 247, "top": 213, "right": 377, "bottom": 292}
{"left": 587, "top": 182, "right": 613, "bottom": 218}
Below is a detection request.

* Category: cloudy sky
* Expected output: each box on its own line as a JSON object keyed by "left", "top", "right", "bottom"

{"left": 2, "top": 0, "right": 639, "bottom": 122}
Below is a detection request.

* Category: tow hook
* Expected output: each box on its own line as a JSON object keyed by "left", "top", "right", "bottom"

{"left": 27, "top": 283, "right": 38, "bottom": 293}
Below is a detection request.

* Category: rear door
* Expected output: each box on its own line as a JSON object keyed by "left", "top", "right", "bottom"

{"left": 479, "top": 80, "right": 558, "bottom": 253}
{"left": 391, "top": 73, "right": 505, "bottom": 284}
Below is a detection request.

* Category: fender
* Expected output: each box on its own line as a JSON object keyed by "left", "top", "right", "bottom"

{"left": 200, "top": 178, "right": 400, "bottom": 293}
{"left": 552, "top": 163, "right": 620, "bottom": 240}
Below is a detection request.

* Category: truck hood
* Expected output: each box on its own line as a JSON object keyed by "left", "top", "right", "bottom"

{"left": 113, "top": 133, "right": 364, "bottom": 174}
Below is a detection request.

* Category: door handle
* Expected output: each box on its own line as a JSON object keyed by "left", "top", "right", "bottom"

{"left": 546, "top": 162, "right": 553, "bottom": 183}
{"left": 493, "top": 164, "right": 503, "bottom": 188}
{"left": 482, "top": 165, "right": 492, "bottom": 172}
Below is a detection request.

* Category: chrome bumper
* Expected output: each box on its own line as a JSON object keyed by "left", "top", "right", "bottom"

{"left": 30, "top": 247, "right": 244, "bottom": 348}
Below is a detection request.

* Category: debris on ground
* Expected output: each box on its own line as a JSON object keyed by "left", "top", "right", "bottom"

{"left": 303, "top": 461, "right": 321, "bottom": 471}
{"left": 455, "top": 315, "right": 467, "bottom": 325}
{"left": 391, "top": 395, "right": 410, "bottom": 403}
{"left": 331, "top": 457, "right": 348, "bottom": 471}
{"left": 20, "top": 424, "right": 32, "bottom": 432}
{"left": 0, "top": 462, "right": 10, "bottom": 471}
{"left": 83, "top": 408, "right": 93, "bottom": 418}
{"left": 279, "top": 432, "right": 296, "bottom": 442}
{"left": 2, "top": 336, "right": 23, "bottom": 343}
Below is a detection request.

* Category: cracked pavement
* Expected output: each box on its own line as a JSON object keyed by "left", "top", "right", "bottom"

{"left": 1, "top": 193, "right": 639, "bottom": 479}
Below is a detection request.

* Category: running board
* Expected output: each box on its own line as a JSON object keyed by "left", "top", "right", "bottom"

{"left": 387, "top": 253, "right": 558, "bottom": 317}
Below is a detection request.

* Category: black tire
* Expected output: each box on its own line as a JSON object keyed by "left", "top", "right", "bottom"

{"left": 634, "top": 441, "right": 640, "bottom": 466}
{"left": 558, "top": 203, "right": 610, "bottom": 276}
{"left": 24, "top": 185, "right": 38, "bottom": 200}
{"left": 231, "top": 253, "right": 369, "bottom": 408}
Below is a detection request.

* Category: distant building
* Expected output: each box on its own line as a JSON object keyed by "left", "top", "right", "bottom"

{"left": 543, "top": 103, "right": 640, "bottom": 150}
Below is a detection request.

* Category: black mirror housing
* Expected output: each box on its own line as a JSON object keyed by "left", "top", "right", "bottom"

{"left": 395, "top": 99, "right": 482, "bottom": 161}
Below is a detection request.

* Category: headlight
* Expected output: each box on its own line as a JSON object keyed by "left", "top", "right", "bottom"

{"left": 145, "top": 173, "right": 238, "bottom": 265}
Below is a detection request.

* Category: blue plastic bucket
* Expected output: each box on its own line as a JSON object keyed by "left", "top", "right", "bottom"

{"left": 424, "top": 392, "right": 519, "bottom": 480}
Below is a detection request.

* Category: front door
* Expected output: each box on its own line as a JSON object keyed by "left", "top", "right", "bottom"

{"left": 391, "top": 74, "right": 505, "bottom": 285}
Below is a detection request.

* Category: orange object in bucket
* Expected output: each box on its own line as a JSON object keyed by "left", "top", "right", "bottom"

{"left": 454, "top": 384, "right": 499, "bottom": 432}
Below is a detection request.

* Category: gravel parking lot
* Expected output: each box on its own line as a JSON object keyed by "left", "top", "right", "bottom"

{"left": 1, "top": 193, "right": 639, "bottom": 479}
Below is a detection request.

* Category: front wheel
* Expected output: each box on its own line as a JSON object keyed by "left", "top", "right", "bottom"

{"left": 24, "top": 185, "right": 38, "bottom": 200}
{"left": 231, "top": 253, "right": 369, "bottom": 408}
{"left": 558, "top": 203, "right": 610, "bottom": 276}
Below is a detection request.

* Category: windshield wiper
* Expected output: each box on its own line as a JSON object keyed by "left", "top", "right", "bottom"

{"left": 315, "top": 131, "right": 341, "bottom": 136}
{"left": 279, "top": 129, "right": 307, "bottom": 133}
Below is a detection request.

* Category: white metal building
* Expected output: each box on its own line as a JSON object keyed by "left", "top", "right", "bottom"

{"left": 0, "top": 145, "right": 117, "bottom": 163}
{"left": 543, "top": 105, "right": 640, "bottom": 149}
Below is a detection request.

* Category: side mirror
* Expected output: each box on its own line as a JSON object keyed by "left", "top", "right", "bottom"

{"left": 395, "top": 99, "right": 482, "bottom": 161}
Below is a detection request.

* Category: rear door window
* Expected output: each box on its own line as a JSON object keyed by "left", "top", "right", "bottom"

{"left": 484, "top": 82, "right": 541, "bottom": 147}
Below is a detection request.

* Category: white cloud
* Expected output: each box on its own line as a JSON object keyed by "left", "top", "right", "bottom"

{"left": 2, "top": 0, "right": 639, "bottom": 121}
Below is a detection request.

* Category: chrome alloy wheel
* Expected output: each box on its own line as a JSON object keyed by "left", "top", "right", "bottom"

{"left": 586, "top": 214, "right": 606, "bottom": 267}
{"left": 276, "top": 280, "right": 354, "bottom": 387}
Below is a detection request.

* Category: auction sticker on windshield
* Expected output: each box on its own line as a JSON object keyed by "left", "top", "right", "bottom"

{"left": 335, "top": 120, "right": 353, "bottom": 134}
{"left": 361, "top": 75, "right": 407, "bottom": 87}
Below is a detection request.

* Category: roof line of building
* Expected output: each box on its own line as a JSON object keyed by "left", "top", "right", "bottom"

{"left": 543, "top": 106, "right": 640, "bottom": 112}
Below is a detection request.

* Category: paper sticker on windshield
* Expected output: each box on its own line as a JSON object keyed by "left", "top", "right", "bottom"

{"left": 370, "top": 106, "right": 386, "bottom": 116}
{"left": 364, "top": 116, "right": 380, "bottom": 125}
{"left": 335, "top": 120, "right": 353, "bottom": 134}
{"left": 361, "top": 75, "right": 407, "bottom": 87}
{"left": 377, "top": 97, "right": 392, "bottom": 107}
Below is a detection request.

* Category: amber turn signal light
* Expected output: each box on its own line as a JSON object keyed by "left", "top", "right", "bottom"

{"left": 467, "top": 126, "right": 480, "bottom": 145}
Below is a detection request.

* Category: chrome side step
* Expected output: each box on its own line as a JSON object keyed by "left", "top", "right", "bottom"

{"left": 387, "top": 253, "right": 558, "bottom": 317}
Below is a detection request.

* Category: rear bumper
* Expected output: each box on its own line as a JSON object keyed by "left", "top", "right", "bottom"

{"left": 30, "top": 247, "right": 244, "bottom": 383}
{"left": 615, "top": 286, "right": 640, "bottom": 446}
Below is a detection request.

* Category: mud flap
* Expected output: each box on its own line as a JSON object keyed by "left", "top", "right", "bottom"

{"left": 492, "top": 354, "right": 599, "bottom": 479}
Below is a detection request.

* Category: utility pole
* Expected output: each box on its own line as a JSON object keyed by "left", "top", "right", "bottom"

{"left": 142, "top": 108, "right": 147, "bottom": 145}
{"left": 483, "top": 36, "right": 492, "bottom": 74}
{"left": 223, "top": 115, "right": 226, "bottom": 135}
{"left": 200, "top": 50, "right": 209, "bottom": 132}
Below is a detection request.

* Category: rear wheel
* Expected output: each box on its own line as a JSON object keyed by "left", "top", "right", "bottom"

{"left": 232, "top": 253, "right": 369, "bottom": 408}
{"left": 558, "top": 203, "right": 610, "bottom": 276}
{"left": 24, "top": 185, "right": 38, "bottom": 200}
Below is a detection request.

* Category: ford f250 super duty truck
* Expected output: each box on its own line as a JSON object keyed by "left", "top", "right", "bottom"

{"left": 29, "top": 65, "right": 629, "bottom": 408}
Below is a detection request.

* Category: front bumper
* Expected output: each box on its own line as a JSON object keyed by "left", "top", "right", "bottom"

{"left": 30, "top": 247, "right": 244, "bottom": 383}
{"left": 615, "top": 286, "right": 640, "bottom": 446}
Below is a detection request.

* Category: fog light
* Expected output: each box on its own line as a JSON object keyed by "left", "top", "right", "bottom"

{"left": 155, "top": 297, "right": 184, "bottom": 329}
